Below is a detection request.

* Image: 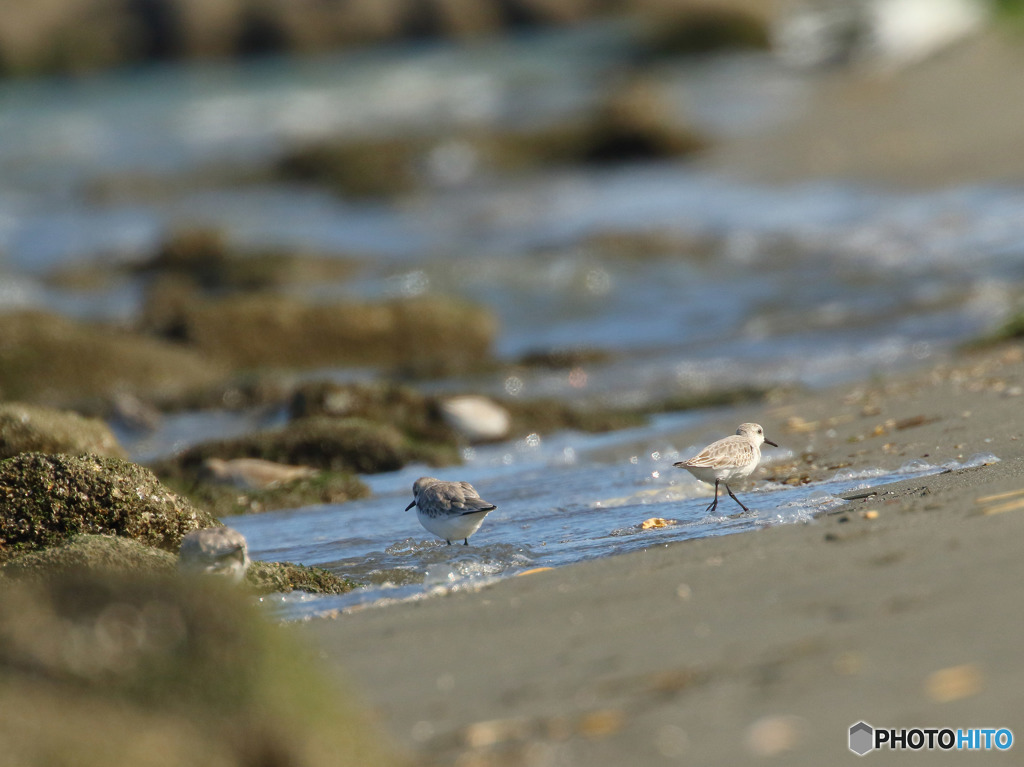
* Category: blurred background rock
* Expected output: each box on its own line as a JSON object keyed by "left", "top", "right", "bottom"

{"left": 0, "top": 0, "right": 786, "bottom": 75}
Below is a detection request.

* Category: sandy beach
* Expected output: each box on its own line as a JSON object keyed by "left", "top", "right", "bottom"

{"left": 300, "top": 343, "right": 1024, "bottom": 765}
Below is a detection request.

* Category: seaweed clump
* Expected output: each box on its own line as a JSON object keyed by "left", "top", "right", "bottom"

{"left": 246, "top": 560, "right": 359, "bottom": 596}
{"left": 157, "top": 416, "right": 455, "bottom": 475}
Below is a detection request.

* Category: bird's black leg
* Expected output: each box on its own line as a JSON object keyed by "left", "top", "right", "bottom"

{"left": 446, "top": 540, "right": 452, "bottom": 545}
{"left": 725, "top": 482, "right": 750, "bottom": 512}
{"left": 463, "top": 539, "right": 469, "bottom": 546}
{"left": 704, "top": 479, "right": 721, "bottom": 513}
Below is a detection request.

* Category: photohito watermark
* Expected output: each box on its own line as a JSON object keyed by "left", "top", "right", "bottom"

{"left": 849, "top": 722, "right": 1013, "bottom": 756}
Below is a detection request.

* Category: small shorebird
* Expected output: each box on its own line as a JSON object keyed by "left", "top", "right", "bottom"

{"left": 202, "top": 457, "right": 318, "bottom": 490}
{"left": 405, "top": 477, "right": 497, "bottom": 545}
{"left": 178, "top": 526, "right": 251, "bottom": 582}
{"left": 674, "top": 423, "right": 778, "bottom": 513}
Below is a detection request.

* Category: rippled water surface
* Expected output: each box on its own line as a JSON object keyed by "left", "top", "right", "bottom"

{"left": 229, "top": 420, "right": 998, "bottom": 620}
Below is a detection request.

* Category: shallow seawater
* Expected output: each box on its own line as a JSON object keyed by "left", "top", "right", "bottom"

{"left": 227, "top": 413, "right": 998, "bottom": 620}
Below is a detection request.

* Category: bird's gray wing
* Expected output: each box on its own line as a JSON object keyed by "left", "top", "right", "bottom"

{"left": 420, "top": 482, "right": 497, "bottom": 515}
{"left": 453, "top": 481, "right": 498, "bottom": 514}
{"left": 677, "top": 435, "right": 754, "bottom": 469}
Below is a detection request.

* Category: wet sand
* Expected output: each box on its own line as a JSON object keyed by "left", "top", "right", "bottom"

{"left": 706, "top": 31, "right": 1024, "bottom": 189}
{"left": 300, "top": 343, "right": 1024, "bottom": 765}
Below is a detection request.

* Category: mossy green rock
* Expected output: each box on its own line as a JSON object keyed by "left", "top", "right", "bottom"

{"left": 1, "top": 534, "right": 177, "bottom": 578}
{"left": 0, "top": 310, "right": 227, "bottom": 407}
{"left": 247, "top": 560, "right": 358, "bottom": 596}
{"left": 972, "top": 310, "right": 1024, "bottom": 346}
{"left": 0, "top": 402, "right": 126, "bottom": 460}
{"left": 275, "top": 136, "right": 423, "bottom": 198}
{"left": 142, "top": 292, "right": 496, "bottom": 377}
{"left": 289, "top": 380, "right": 457, "bottom": 444}
{"left": 167, "top": 470, "right": 372, "bottom": 517}
{"left": 0, "top": 533, "right": 357, "bottom": 597}
{"left": 0, "top": 571, "right": 400, "bottom": 766}
{"left": 136, "top": 227, "right": 359, "bottom": 293}
{"left": 155, "top": 416, "right": 458, "bottom": 477}
{"left": 0, "top": 453, "right": 217, "bottom": 558}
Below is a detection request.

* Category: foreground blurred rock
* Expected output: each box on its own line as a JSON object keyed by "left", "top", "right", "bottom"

{"left": 0, "top": 570, "right": 401, "bottom": 767}
{"left": 2, "top": 534, "right": 177, "bottom": 578}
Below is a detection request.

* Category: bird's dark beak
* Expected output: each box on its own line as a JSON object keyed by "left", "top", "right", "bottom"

{"left": 765, "top": 439, "right": 778, "bottom": 447}
{"left": 405, "top": 501, "right": 416, "bottom": 511}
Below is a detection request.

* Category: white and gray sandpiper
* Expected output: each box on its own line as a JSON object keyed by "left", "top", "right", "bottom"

{"left": 178, "top": 526, "right": 251, "bottom": 582}
{"left": 405, "top": 477, "right": 497, "bottom": 546}
{"left": 674, "top": 423, "right": 778, "bottom": 514}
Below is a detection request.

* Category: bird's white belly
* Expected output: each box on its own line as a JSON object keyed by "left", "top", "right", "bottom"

{"left": 418, "top": 509, "right": 487, "bottom": 542}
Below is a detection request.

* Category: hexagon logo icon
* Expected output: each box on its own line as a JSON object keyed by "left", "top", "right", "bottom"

{"left": 849, "top": 721, "right": 874, "bottom": 756}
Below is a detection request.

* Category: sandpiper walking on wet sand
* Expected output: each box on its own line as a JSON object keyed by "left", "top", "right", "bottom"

{"left": 674, "top": 423, "right": 778, "bottom": 513}
{"left": 405, "top": 477, "right": 497, "bottom": 545}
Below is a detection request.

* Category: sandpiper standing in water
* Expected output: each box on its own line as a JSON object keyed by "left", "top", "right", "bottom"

{"left": 405, "top": 477, "right": 497, "bottom": 545}
{"left": 674, "top": 423, "right": 778, "bottom": 513}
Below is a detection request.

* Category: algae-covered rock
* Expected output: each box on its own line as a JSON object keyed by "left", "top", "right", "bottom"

{"left": 137, "top": 227, "right": 359, "bottom": 293}
{"left": 275, "top": 136, "right": 425, "bottom": 198}
{"left": 1, "top": 534, "right": 177, "bottom": 579}
{"left": 275, "top": 85, "right": 706, "bottom": 196}
{"left": 247, "top": 560, "right": 359, "bottom": 596}
{"left": 0, "top": 402, "right": 126, "bottom": 460}
{"left": 156, "top": 416, "right": 458, "bottom": 478}
{"left": 0, "top": 532, "right": 356, "bottom": 597}
{"left": 0, "top": 310, "right": 227, "bottom": 407}
{"left": 151, "top": 384, "right": 466, "bottom": 514}
{"left": 141, "top": 292, "right": 497, "bottom": 377}
{"left": 289, "top": 380, "right": 458, "bottom": 443}
{"left": 166, "top": 469, "right": 372, "bottom": 517}
{"left": 0, "top": 453, "right": 218, "bottom": 558}
{"left": 502, "top": 398, "right": 649, "bottom": 435}
{"left": 638, "top": 6, "right": 771, "bottom": 58}
{"left": 972, "top": 309, "right": 1024, "bottom": 347}
{"left": 0, "top": 571, "right": 400, "bottom": 767}
{"left": 499, "top": 386, "right": 772, "bottom": 436}
{"left": 478, "top": 79, "right": 708, "bottom": 167}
